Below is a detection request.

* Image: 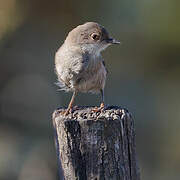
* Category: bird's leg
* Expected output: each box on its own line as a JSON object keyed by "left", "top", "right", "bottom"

{"left": 92, "top": 89, "right": 105, "bottom": 112}
{"left": 64, "top": 91, "right": 77, "bottom": 115}
{"left": 100, "top": 89, "right": 105, "bottom": 108}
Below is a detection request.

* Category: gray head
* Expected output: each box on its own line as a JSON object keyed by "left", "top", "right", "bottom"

{"left": 65, "top": 22, "right": 120, "bottom": 53}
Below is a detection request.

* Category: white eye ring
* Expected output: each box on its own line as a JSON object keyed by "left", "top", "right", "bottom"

{"left": 91, "top": 33, "right": 100, "bottom": 40}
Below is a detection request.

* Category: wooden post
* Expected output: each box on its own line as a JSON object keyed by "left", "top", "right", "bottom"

{"left": 52, "top": 106, "right": 140, "bottom": 180}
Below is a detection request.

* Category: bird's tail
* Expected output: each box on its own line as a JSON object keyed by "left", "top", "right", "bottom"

{"left": 55, "top": 81, "right": 71, "bottom": 92}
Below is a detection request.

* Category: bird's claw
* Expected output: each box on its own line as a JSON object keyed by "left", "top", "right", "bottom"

{"left": 61, "top": 106, "right": 79, "bottom": 116}
{"left": 92, "top": 103, "right": 105, "bottom": 113}
{"left": 58, "top": 108, "right": 72, "bottom": 116}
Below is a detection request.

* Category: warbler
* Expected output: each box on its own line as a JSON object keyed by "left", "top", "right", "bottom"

{"left": 55, "top": 22, "right": 120, "bottom": 115}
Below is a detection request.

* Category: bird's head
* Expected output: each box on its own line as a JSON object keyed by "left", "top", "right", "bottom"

{"left": 64, "top": 22, "right": 120, "bottom": 54}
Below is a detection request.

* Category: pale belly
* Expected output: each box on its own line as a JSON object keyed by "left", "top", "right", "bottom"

{"left": 74, "top": 63, "right": 107, "bottom": 93}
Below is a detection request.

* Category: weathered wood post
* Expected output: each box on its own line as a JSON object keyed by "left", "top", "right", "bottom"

{"left": 52, "top": 106, "right": 140, "bottom": 180}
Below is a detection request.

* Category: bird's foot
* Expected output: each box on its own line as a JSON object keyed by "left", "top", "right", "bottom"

{"left": 57, "top": 108, "right": 72, "bottom": 116}
{"left": 64, "top": 109, "right": 71, "bottom": 116}
{"left": 92, "top": 103, "right": 105, "bottom": 113}
{"left": 59, "top": 106, "right": 79, "bottom": 116}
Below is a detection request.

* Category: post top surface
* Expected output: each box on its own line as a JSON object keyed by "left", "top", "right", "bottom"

{"left": 52, "top": 106, "right": 131, "bottom": 122}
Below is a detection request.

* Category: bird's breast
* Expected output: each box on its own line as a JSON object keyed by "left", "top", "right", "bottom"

{"left": 74, "top": 58, "right": 107, "bottom": 93}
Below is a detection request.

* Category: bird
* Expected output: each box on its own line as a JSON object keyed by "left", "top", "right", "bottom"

{"left": 55, "top": 22, "right": 120, "bottom": 115}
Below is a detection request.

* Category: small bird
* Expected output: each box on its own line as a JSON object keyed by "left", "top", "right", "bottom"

{"left": 55, "top": 22, "right": 120, "bottom": 115}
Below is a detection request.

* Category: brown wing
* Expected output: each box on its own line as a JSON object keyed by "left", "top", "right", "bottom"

{"left": 102, "top": 60, "right": 108, "bottom": 74}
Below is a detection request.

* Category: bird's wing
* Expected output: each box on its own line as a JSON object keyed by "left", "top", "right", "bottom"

{"left": 73, "top": 51, "right": 89, "bottom": 74}
{"left": 102, "top": 59, "right": 108, "bottom": 74}
{"left": 55, "top": 48, "right": 90, "bottom": 90}
{"left": 69, "top": 51, "right": 90, "bottom": 85}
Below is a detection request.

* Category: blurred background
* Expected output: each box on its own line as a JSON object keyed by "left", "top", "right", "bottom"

{"left": 0, "top": 0, "right": 180, "bottom": 179}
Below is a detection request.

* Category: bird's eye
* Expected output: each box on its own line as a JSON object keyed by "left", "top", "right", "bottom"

{"left": 91, "top": 33, "right": 100, "bottom": 41}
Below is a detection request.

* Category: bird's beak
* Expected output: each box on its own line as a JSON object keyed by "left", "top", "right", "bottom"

{"left": 106, "top": 38, "right": 120, "bottom": 44}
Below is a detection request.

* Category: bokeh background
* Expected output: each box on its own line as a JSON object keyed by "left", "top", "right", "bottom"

{"left": 0, "top": 0, "right": 180, "bottom": 179}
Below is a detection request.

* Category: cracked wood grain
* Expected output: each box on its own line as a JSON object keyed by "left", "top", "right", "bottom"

{"left": 52, "top": 106, "right": 140, "bottom": 180}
